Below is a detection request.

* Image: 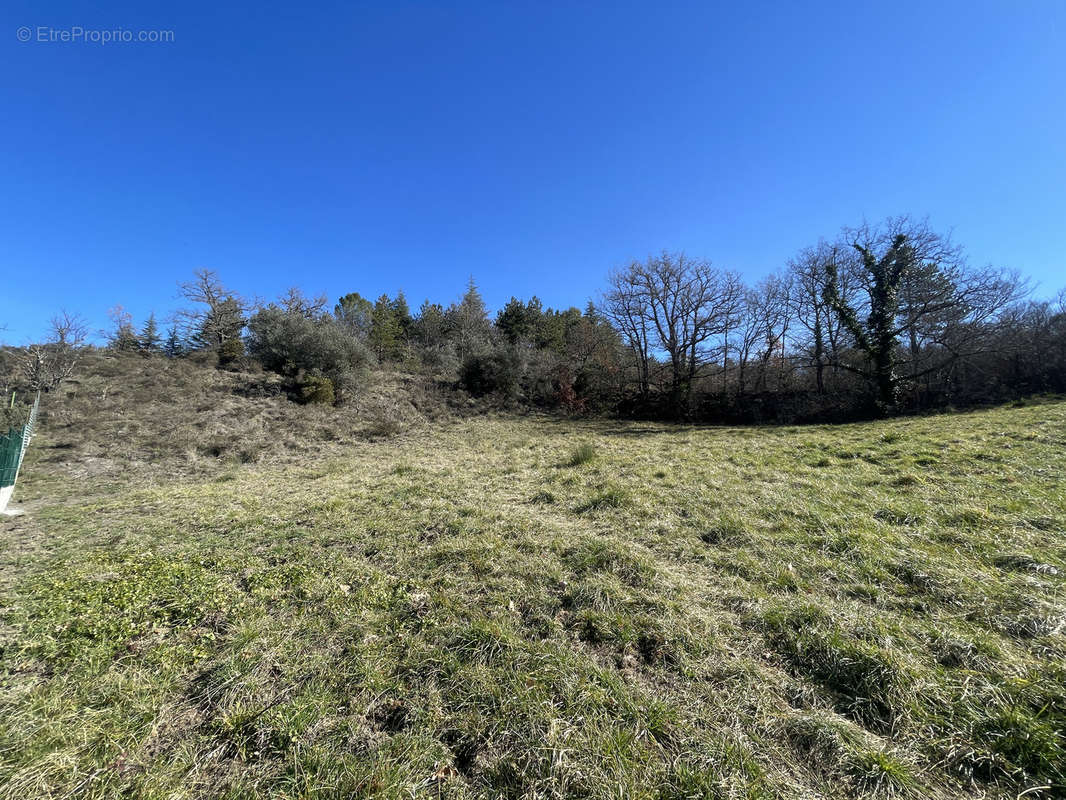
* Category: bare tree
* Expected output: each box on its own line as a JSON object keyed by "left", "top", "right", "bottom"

{"left": 50, "top": 310, "right": 89, "bottom": 348}
{"left": 22, "top": 311, "right": 88, "bottom": 391}
{"left": 279, "top": 287, "right": 328, "bottom": 319}
{"left": 735, "top": 275, "right": 792, "bottom": 395}
{"left": 786, "top": 242, "right": 854, "bottom": 394}
{"left": 602, "top": 267, "right": 653, "bottom": 401}
{"left": 605, "top": 252, "right": 742, "bottom": 414}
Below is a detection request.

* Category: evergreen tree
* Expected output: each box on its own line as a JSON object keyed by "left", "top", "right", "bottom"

{"left": 193, "top": 296, "right": 246, "bottom": 364}
{"left": 369, "top": 294, "right": 403, "bottom": 360}
{"left": 177, "top": 269, "right": 247, "bottom": 361}
{"left": 447, "top": 278, "right": 493, "bottom": 360}
{"left": 193, "top": 296, "right": 245, "bottom": 350}
{"left": 496, "top": 297, "right": 542, "bottom": 345}
{"left": 391, "top": 291, "right": 413, "bottom": 339}
{"left": 139, "top": 313, "right": 161, "bottom": 353}
{"left": 163, "top": 324, "right": 184, "bottom": 358}
{"left": 334, "top": 292, "right": 374, "bottom": 339}
{"left": 107, "top": 305, "right": 140, "bottom": 352}
{"left": 414, "top": 300, "right": 447, "bottom": 348}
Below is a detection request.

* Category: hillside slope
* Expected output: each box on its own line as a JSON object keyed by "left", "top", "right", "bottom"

{"left": 1, "top": 392, "right": 1064, "bottom": 799}
{"left": 8, "top": 351, "right": 473, "bottom": 486}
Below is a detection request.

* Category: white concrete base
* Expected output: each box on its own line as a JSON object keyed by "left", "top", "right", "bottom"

{"left": 1, "top": 508, "right": 24, "bottom": 517}
{"left": 0, "top": 485, "right": 12, "bottom": 515}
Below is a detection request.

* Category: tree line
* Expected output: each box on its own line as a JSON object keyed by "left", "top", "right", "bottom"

{"left": 12, "top": 215, "right": 1066, "bottom": 422}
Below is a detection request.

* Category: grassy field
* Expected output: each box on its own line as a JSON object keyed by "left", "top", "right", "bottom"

{"left": 1, "top": 398, "right": 1064, "bottom": 798}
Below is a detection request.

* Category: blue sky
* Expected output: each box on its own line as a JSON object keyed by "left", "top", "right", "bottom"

{"left": 2, "top": 0, "right": 1064, "bottom": 342}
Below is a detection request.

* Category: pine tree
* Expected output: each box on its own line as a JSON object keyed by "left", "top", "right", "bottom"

{"left": 496, "top": 297, "right": 533, "bottom": 345}
{"left": 139, "top": 313, "right": 161, "bottom": 353}
{"left": 414, "top": 300, "right": 447, "bottom": 348}
{"left": 447, "top": 278, "right": 492, "bottom": 361}
{"left": 334, "top": 292, "right": 374, "bottom": 339}
{"left": 391, "top": 291, "right": 413, "bottom": 339}
{"left": 163, "top": 325, "right": 184, "bottom": 358}
{"left": 369, "top": 294, "right": 402, "bottom": 361}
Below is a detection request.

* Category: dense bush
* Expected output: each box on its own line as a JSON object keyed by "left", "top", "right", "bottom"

{"left": 298, "top": 375, "right": 335, "bottom": 405}
{"left": 218, "top": 336, "right": 246, "bottom": 367}
{"left": 246, "top": 307, "right": 372, "bottom": 400}
{"left": 460, "top": 349, "right": 521, "bottom": 398}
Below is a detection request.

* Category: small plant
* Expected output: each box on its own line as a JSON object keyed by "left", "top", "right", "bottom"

{"left": 567, "top": 442, "right": 597, "bottom": 466}
{"left": 847, "top": 749, "right": 915, "bottom": 796}
{"left": 577, "top": 485, "right": 628, "bottom": 512}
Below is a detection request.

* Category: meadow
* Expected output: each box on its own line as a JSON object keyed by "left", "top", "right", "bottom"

{"left": 1, "top": 396, "right": 1064, "bottom": 798}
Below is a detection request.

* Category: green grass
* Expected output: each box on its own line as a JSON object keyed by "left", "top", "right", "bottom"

{"left": 567, "top": 441, "right": 599, "bottom": 467}
{"left": 1, "top": 400, "right": 1065, "bottom": 798}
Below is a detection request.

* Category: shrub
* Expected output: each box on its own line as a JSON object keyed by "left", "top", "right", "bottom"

{"left": 459, "top": 349, "right": 520, "bottom": 398}
{"left": 567, "top": 442, "right": 597, "bottom": 466}
{"left": 517, "top": 348, "right": 561, "bottom": 406}
{"left": 0, "top": 402, "right": 31, "bottom": 432}
{"left": 246, "top": 307, "right": 372, "bottom": 399}
{"left": 218, "top": 336, "right": 245, "bottom": 367}
{"left": 299, "top": 375, "right": 335, "bottom": 405}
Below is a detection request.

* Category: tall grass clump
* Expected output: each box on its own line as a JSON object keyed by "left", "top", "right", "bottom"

{"left": 567, "top": 441, "right": 598, "bottom": 466}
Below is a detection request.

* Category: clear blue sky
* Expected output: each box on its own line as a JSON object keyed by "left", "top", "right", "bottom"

{"left": 2, "top": 0, "right": 1064, "bottom": 343}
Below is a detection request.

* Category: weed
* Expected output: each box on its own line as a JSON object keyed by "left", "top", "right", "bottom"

{"left": 567, "top": 441, "right": 598, "bottom": 466}
{"left": 847, "top": 749, "right": 916, "bottom": 796}
{"left": 576, "top": 485, "right": 628, "bottom": 512}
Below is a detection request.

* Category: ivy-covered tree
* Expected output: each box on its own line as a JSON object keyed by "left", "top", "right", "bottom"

{"left": 822, "top": 217, "right": 1023, "bottom": 412}
{"left": 194, "top": 296, "right": 246, "bottom": 364}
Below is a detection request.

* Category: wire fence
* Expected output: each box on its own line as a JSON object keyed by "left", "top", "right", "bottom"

{"left": 0, "top": 392, "right": 40, "bottom": 511}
